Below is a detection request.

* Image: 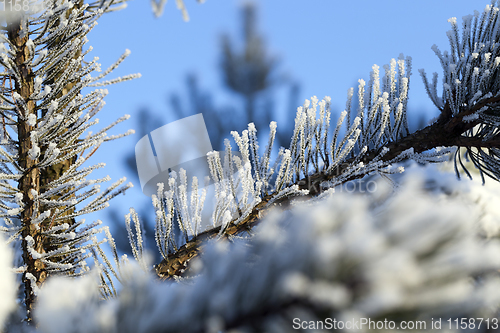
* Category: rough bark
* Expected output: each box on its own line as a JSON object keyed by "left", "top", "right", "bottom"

{"left": 7, "top": 19, "right": 42, "bottom": 322}
{"left": 7, "top": 1, "right": 84, "bottom": 321}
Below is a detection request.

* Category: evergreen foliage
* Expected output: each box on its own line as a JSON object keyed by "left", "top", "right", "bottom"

{"left": 0, "top": 0, "right": 137, "bottom": 321}
{"left": 0, "top": 0, "right": 499, "bottom": 331}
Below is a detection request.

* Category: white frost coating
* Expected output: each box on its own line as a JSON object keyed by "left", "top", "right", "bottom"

{"left": 463, "top": 113, "right": 480, "bottom": 122}
{"left": 6, "top": 208, "right": 21, "bottom": 216}
{"left": 221, "top": 209, "right": 232, "bottom": 229}
{"left": 151, "top": 0, "right": 168, "bottom": 17}
{"left": 447, "top": 17, "right": 457, "bottom": 24}
{"left": 31, "top": 210, "right": 51, "bottom": 225}
{"left": 48, "top": 100, "right": 58, "bottom": 113}
{"left": 31, "top": 169, "right": 500, "bottom": 332}
{"left": 28, "top": 145, "right": 40, "bottom": 160}
{"left": 14, "top": 192, "right": 23, "bottom": 206}
{"left": 34, "top": 76, "right": 43, "bottom": 93}
{"left": 4, "top": 1, "right": 500, "bottom": 329}
{"left": 35, "top": 272, "right": 106, "bottom": 333}
{"left": 495, "top": 57, "right": 500, "bottom": 67}
{"left": 0, "top": 234, "right": 15, "bottom": 328}
{"left": 27, "top": 114, "right": 37, "bottom": 127}
{"left": 25, "top": 236, "right": 42, "bottom": 259}
{"left": 25, "top": 272, "right": 39, "bottom": 295}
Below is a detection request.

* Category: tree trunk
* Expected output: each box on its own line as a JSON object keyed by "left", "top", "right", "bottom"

{"left": 8, "top": 19, "right": 42, "bottom": 322}
{"left": 8, "top": 1, "right": 84, "bottom": 321}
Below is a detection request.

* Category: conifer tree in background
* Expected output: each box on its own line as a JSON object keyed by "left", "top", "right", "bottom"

{"left": 1, "top": 0, "right": 500, "bottom": 332}
{"left": 167, "top": 2, "right": 298, "bottom": 150}
{"left": 219, "top": 2, "right": 279, "bottom": 136}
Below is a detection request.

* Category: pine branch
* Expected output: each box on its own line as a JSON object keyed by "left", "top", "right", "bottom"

{"left": 153, "top": 93, "right": 500, "bottom": 279}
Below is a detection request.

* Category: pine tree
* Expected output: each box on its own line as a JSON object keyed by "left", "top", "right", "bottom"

{"left": 220, "top": 2, "right": 277, "bottom": 128}
{"left": 0, "top": 0, "right": 137, "bottom": 322}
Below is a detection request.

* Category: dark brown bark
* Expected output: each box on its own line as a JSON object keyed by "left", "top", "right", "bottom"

{"left": 7, "top": 20, "right": 42, "bottom": 321}
{"left": 154, "top": 98, "right": 500, "bottom": 280}
{"left": 7, "top": 1, "right": 85, "bottom": 321}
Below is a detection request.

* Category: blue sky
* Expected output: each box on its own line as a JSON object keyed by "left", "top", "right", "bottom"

{"left": 83, "top": 0, "right": 485, "bottom": 226}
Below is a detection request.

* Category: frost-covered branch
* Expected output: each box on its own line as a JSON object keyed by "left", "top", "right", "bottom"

{"left": 153, "top": 4, "right": 500, "bottom": 280}
{"left": 420, "top": 3, "right": 500, "bottom": 182}
{"left": 151, "top": 0, "right": 206, "bottom": 19}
